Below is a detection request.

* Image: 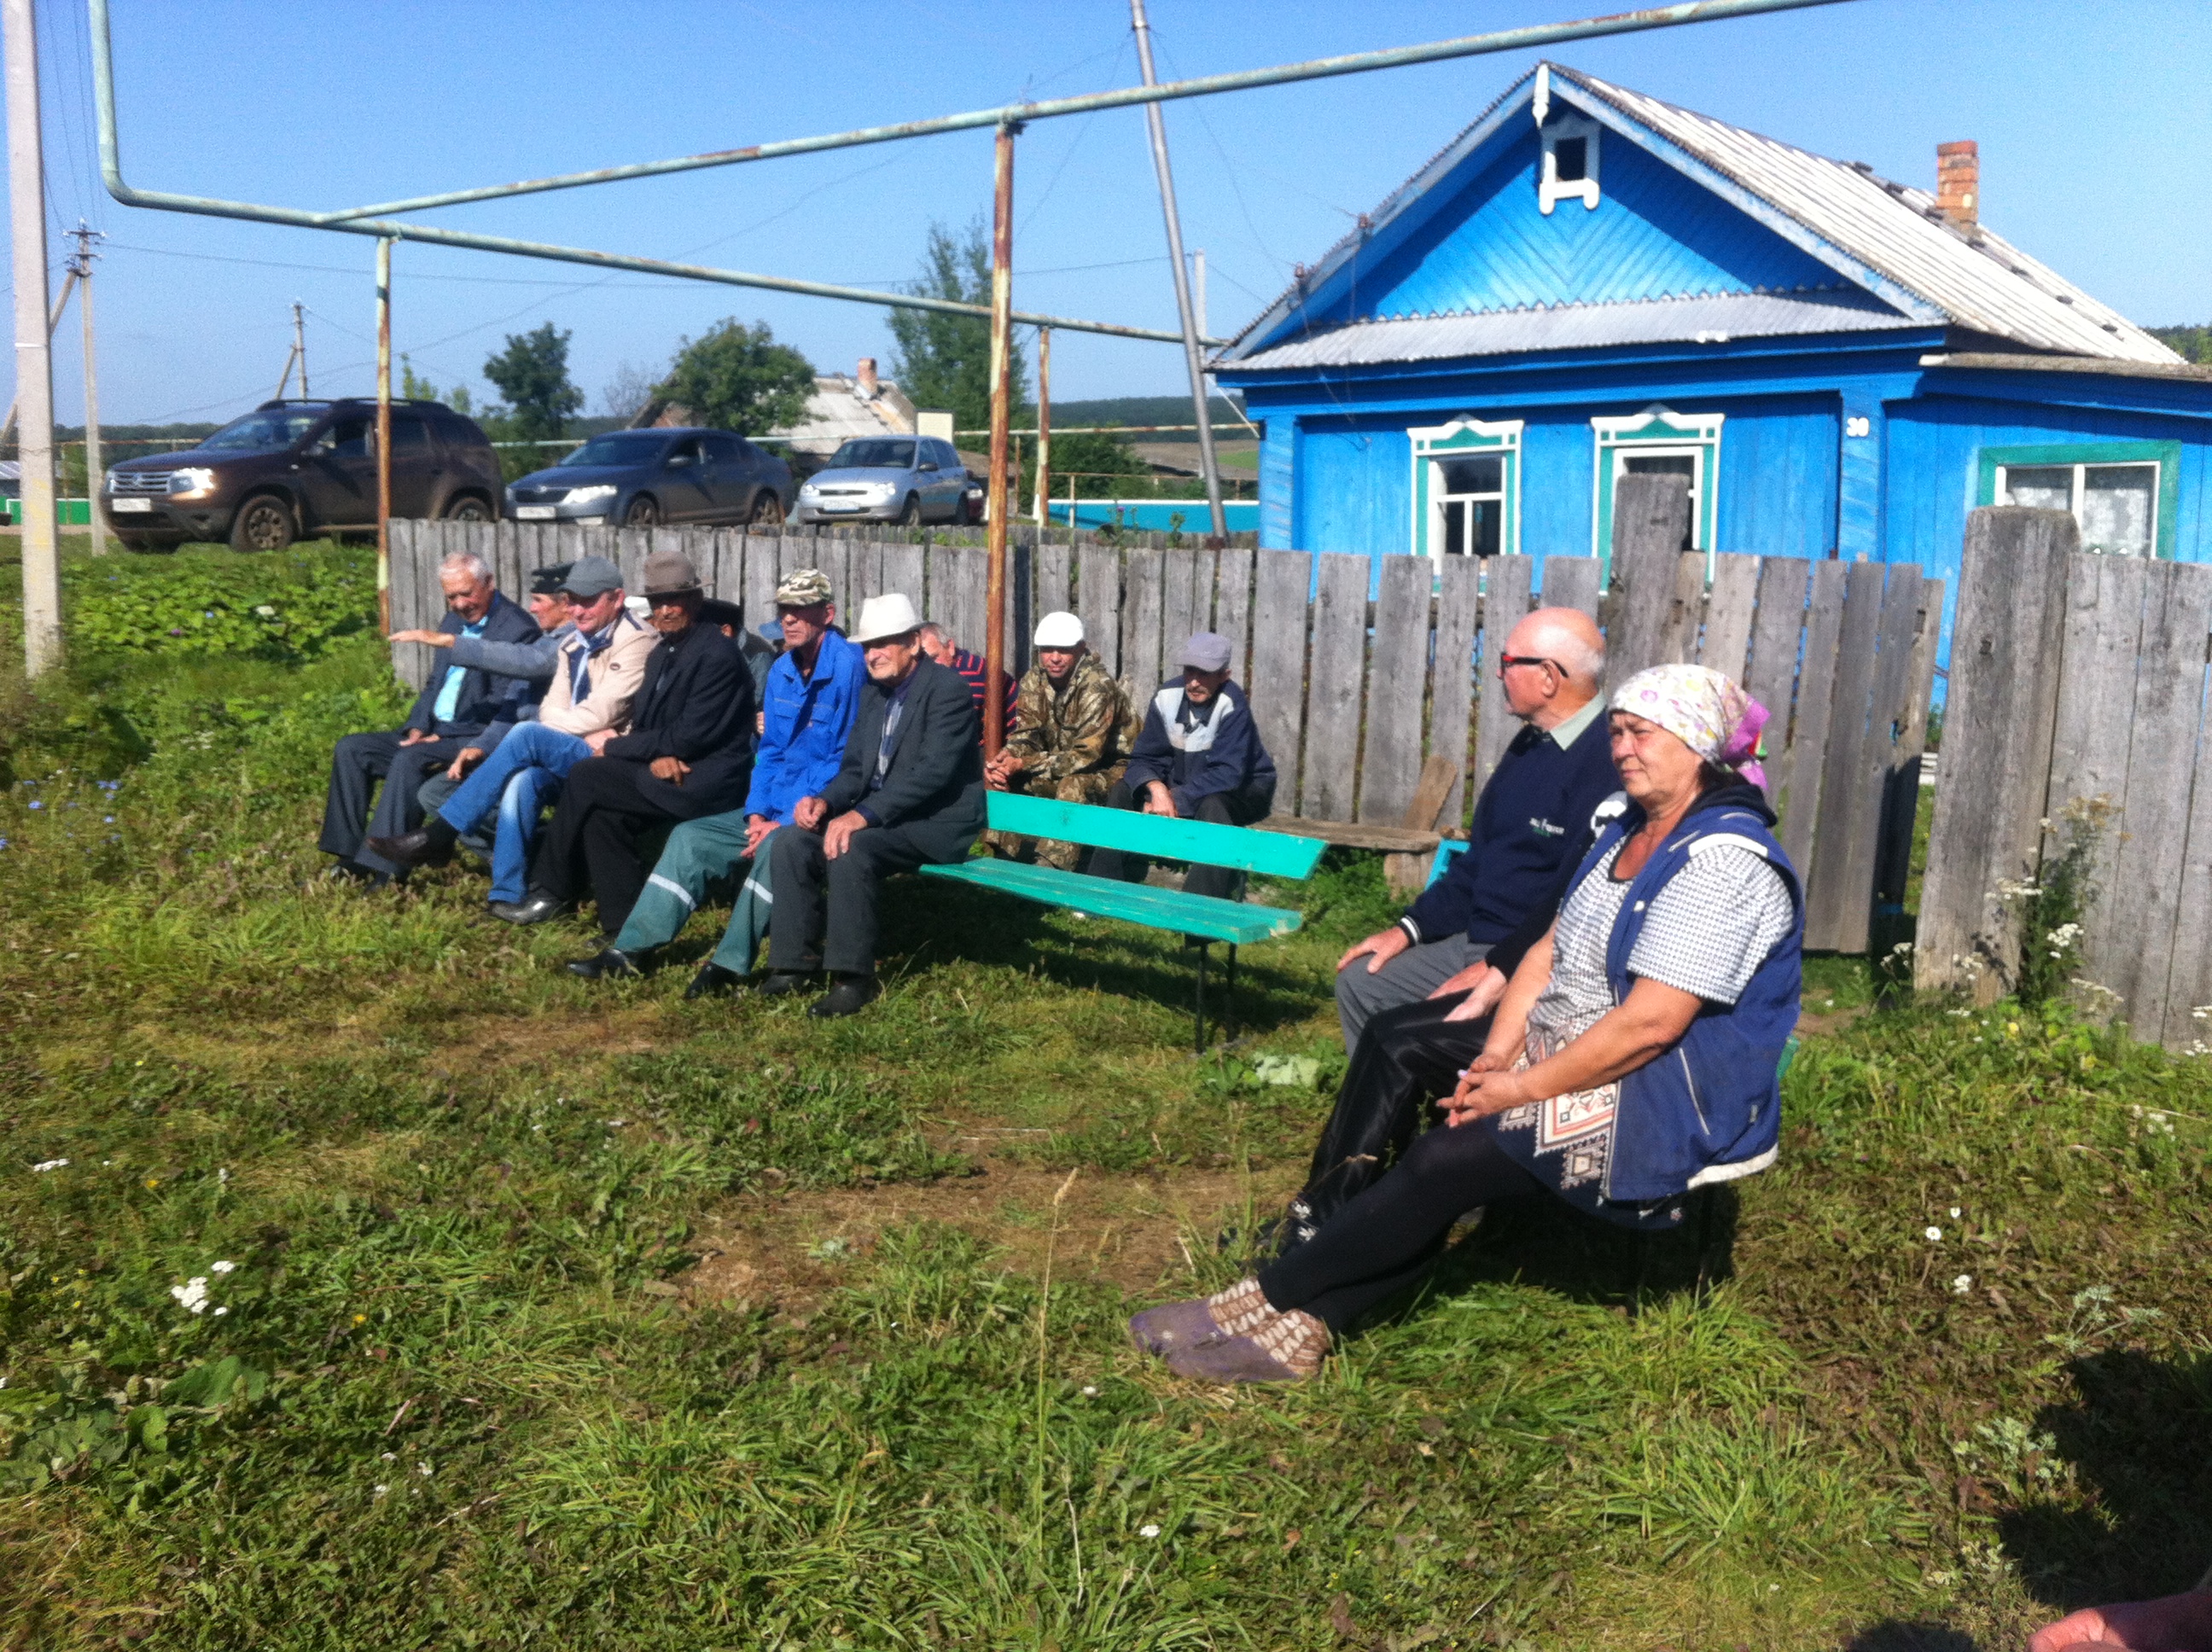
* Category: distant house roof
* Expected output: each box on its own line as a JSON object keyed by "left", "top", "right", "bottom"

{"left": 1220, "top": 62, "right": 2180, "bottom": 370}
{"left": 629, "top": 358, "right": 918, "bottom": 457}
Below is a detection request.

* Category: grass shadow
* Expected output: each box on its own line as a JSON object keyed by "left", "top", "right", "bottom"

{"left": 1839, "top": 1623, "right": 1984, "bottom": 1651}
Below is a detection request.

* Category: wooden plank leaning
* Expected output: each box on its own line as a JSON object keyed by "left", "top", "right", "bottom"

{"left": 2155, "top": 572, "right": 2212, "bottom": 1049}
{"left": 1828, "top": 567, "right": 1924, "bottom": 956}
{"left": 1777, "top": 561, "right": 1849, "bottom": 885}
{"left": 1743, "top": 557, "right": 1810, "bottom": 809}
{"left": 1540, "top": 555, "right": 1603, "bottom": 620}
{"left": 1873, "top": 577, "right": 1942, "bottom": 918}
{"left": 1802, "top": 561, "right": 1887, "bottom": 950}
{"left": 1658, "top": 550, "right": 1706, "bottom": 667}
{"left": 386, "top": 519, "right": 418, "bottom": 689}
{"left": 1430, "top": 555, "right": 1483, "bottom": 826}
{"left": 1301, "top": 552, "right": 1370, "bottom": 820}
{"left": 1472, "top": 553, "right": 1533, "bottom": 794}
{"left": 1359, "top": 555, "right": 1433, "bottom": 824}
{"left": 1607, "top": 472, "right": 1692, "bottom": 678}
{"left": 1915, "top": 508, "right": 2079, "bottom": 998}
{"left": 1700, "top": 552, "right": 1760, "bottom": 683}
{"left": 1247, "top": 549, "right": 1312, "bottom": 813}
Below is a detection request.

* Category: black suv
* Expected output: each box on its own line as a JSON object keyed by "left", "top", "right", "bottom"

{"left": 101, "top": 398, "right": 504, "bottom": 553}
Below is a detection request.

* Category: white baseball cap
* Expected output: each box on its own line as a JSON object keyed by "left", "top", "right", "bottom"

{"left": 850, "top": 591, "right": 923, "bottom": 645}
{"left": 1033, "top": 610, "right": 1086, "bottom": 649}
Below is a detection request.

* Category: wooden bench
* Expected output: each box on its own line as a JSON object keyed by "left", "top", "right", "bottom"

{"left": 918, "top": 789, "right": 1324, "bottom": 1050}
{"left": 1256, "top": 754, "right": 1465, "bottom": 895}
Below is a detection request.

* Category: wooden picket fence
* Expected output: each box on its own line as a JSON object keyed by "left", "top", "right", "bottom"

{"left": 1918, "top": 507, "right": 2212, "bottom": 1050}
{"left": 390, "top": 487, "right": 1939, "bottom": 955}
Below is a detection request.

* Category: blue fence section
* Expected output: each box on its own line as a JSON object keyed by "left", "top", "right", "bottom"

{"left": 1047, "top": 499, "right": 1260, "bottom": 533}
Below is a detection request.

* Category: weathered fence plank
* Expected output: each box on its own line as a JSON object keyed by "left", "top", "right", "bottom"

{"left": 1432, "top": 556, "right": 1483, "bottom": 825}
{"left": 1540, "top": 555, "right": 1602, "bottom": 620}
{"left": 1122, "top": 550, "right": 1164, "bottom": 695}
{"left": 2158, "top": 653, "right": 2212, "bottom": 1049}
{"left": 1359, "top": 556, "right": 1432, "bottom": 824}
{"left": 1803, "top": 561, "right": 1887, "bottom": 950}
{"left": 1658, "top": 550, "right": 1706, "bottom": 666}
{"left": 1778, "top": 561, "right": 1849, "bottom": 880}
{"left": 1301, "top": 553, "right": 1369, "bottom": 819}
{"left": 1248, "top": 549, "right": 1311, "bottom": 802}
{"left": 1830, "top": 568, "right": 1925, "bottom": 955}
{"left": 1873, "top": 578, "right": 1943, "bottom": 914}
{"left": 880, "top": 542, "right": 924, "bottom": 627}
{"left": 1700, "top": 552, "right": 1760, "bottom": 682}
{"left": 1161, "top": 549, "right": 1204, "bottom": 669}
{"left": 1077, "top": 544, "right": 1122, "bottom": 679}
{"left": 1743, "top": 556, "right": 1809, "bottom": 808}
{"left": 1608, "top": 472, "right": 1692, "bottom": 677}
{"left": 1214, "top": 544, "right": 1255, "bottom": 686}
{"left": 1472, "top": 553, "right": 1534, "bottom": 792}
{"left": 1034, "top": 540, "right": 1071, "bottom": 625}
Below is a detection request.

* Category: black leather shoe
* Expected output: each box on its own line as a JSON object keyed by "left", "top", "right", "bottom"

{"left": 368, "top": 822, "right": 457, "bottom": 870}
{"left": 754, "top": 971, "right": 814, "bottom": 998}
{"left": 809, "top": 975, "right": 882, "bottom": 1018}
{"left": 567, "top": 946, "right": 651, "bottom": 980}
{"left": 684, "top": 962, "right": 743, "bottom": 1000}
{"left": 489, "top": 893, "right": 570, "bottom": 925}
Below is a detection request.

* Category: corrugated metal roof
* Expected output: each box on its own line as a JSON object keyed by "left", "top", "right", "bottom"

{"left": 1235, "top": 291, "right": 1918, "bottom": 372}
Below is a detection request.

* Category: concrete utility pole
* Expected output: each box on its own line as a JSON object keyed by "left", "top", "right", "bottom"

{"left": 981, "top": 121, "right": 1018, "bottom": 760}
{"left": 68, "top": 223, "right": 108, "bottom": 556}
{"left": 6, "top": 0, "right": 61, "bottom": 673}
{"left": 1032, "top": 327, "right": 1052, "bottom": 527}
{"left": 1128, "top": 0, "right": 1227, "bottom": 542}
{"left": 0, "top": 268, "right": 78, "bottom": 448}
{"left": 375, "top": 236, "right": 393, "bottom": 632}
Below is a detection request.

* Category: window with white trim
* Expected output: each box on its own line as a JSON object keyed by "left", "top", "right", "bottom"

{"left": 1409, "top": 418, "right": 1522, "bottom": 562}
{"left": 1591, "top": 407, "right": 1725, "bottom": 573}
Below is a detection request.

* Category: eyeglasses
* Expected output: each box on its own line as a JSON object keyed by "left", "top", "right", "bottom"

{"left": 1497, "top": 654, "right": 1564, "bottom": 678}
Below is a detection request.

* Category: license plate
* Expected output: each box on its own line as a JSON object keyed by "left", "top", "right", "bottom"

{"left": 515, "top": 504, "right": 556, "bottom": 521}
{"left": 110, "top": 497, "right": 153, "bottom": 513}
{"left": 821, "top": 504, "right": 861, "bottom": 515}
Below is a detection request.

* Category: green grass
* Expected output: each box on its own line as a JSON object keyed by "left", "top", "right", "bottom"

{"left": 1, "top": 544, "right": 2208, "bottom": 1649}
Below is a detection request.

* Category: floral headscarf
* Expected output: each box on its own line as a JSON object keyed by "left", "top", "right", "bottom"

{"left": 1612, "top": 664, "right": 1768, "bottom": 789}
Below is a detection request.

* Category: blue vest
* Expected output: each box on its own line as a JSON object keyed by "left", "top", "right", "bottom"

{"left": 1565, "top": 789, "right": 1803, "bottom": 1204}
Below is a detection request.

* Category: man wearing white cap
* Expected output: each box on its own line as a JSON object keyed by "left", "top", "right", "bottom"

{"left": 981, "top": 610, "right": 1139, "bottom": 870}
{"left": 1086, "top": 631, "right": 1277, "bottom": 905}
{"left": 763, "top": 591, "right": 987, "bottom": 1017}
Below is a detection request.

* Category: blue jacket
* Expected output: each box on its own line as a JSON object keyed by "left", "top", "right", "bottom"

{"left": 743, "top": 628, "right": 864, "bottom": 824}
{"left": 1569, "top": 783, "right": 1802, "bottom": 1204}
{"left": 401, "top": 592, "right": 541, "bottom": 738}
{"left": 1400, "top": 697, "right": 1616, "bottom": 950}
{"left": 1122, "top": 680, "right": 1276, "bottom": 813}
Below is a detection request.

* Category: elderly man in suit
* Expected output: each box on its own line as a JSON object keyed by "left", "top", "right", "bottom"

{"left": 319, "top": 550, "right": 539, "bottom": 885}
{"left": 763, "top": 591, "right": 986, "bottom": 1018}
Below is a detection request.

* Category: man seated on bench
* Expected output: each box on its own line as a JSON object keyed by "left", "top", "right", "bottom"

{"left": 981, "top": 610, "right": 1138, "bottom": 870}
{"left": 1086, "top": 631, "right": 1276, "bottom": 906}
{"left": 761, "top": 592, "right": 986, "bottom": 1019}
{"left": 918, "top": 621, "right": 1016, "bottom": 746}
{"left": 1334, "top": 607, "right": 1612, "bottom": 1051}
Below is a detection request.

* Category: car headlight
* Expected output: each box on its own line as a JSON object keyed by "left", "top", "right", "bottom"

{"left": 563, "top": 485, "right": 618, "bottom": 505}
{"left": 866, "top": 481, "right": 899, "bottom": 499}
{"left": 168, "top": 468, "right": 216, "bottom": 497}
{"left": 798, "top": 481, "right": 818, "bottom": 497}
{"left": 104, "top": 468, "right": 122, "bottom": 492}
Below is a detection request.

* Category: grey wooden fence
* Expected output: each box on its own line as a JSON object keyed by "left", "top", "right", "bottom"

{"left": 1918, "top": 506, "right": 2212, "bottom": 1049}
{"left": 391, "top": 497, "right": 1938, "bottom": 954}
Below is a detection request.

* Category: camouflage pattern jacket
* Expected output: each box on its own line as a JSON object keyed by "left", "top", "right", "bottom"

{"left": 1004, "top": 650, "right": 1139, "bottom": 784}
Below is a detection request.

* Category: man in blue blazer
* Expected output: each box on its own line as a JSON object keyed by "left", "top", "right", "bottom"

{"left": 319, "top": 552, "right": 539, "bottom": 885}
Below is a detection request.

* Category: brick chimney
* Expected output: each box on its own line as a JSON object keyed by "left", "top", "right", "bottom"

{"left": 855, "top": 357, "right": 880, "bottom": 398}
{"left": 1936, "top": 140, "right": 1978, "bottom": 228}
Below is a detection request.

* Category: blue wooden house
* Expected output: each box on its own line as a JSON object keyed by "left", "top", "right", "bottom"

{"left": 1210, "top": 63, "right": 2212, "bottom": 594}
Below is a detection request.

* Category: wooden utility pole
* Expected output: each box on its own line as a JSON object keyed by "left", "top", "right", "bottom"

{"left": 68, "top": 224, "right": 108, "bottom": 556}
{"left": 982, "top": 121, "right": 1018, "bottom": 759}
{"left": 1032, "top": 327, "right": 1052, "bottom": 528}
{"left": 375, "top": 237, "right": 394, "bottom": 632}
{"left": 275, "top": 300, "right": 309, "bottom": 399}
{"left": 6, "top": 0, "right": 61, "bottom": 673}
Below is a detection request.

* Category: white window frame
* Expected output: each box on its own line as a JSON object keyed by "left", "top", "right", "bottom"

{"left": 1994, "top": 460, "right": 2162, "bottom": 557}
{"left": 1591, "top": 407, "right": 1726, "bottom": 574}
{"left": 1540, "top": 112, "right": 1602, "bottom": 215}
{"left": 1409, "top": 417, "right": 1523, "bottom": 565}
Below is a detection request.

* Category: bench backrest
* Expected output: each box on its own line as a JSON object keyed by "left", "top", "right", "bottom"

{"left": 985, "top": 790, "right": 1324, "bottom": 879}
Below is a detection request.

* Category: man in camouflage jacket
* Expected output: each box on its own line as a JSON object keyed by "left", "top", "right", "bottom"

{"left": 982, "top": 610, "right": 1138, "bottom": 870}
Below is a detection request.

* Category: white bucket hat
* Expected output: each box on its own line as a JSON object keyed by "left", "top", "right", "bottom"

{"left": 1033, "top": 610, "right": 1086, "bottom": 648}
{"left": 850, "top": 591, "right": 923, "bottom": 645}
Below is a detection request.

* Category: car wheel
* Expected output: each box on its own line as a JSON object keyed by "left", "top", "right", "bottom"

{"left": 229, "top": 494, "right": 296, "bottom": 553}
{"left": 445, "top": 493, "right": 493, "bottom": 523}
{"left": 624, "top": 495, "right": 661, "bottom": 527}
{"left": 896, "top": 493, "right": 920, "bottom": 526}
{"left": 748, "top": 491, "right": 785, "bottom": 526}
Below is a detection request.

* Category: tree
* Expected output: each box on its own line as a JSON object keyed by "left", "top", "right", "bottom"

{"left": 399, "top": 356, "right": 474, "bottom": 415}
{"left": 887, "top": 218, "right": 1028, "bottom": 437}
{"left": 598, "top": 361, "right": 660, "bottom": 424}
{"left": 655, "top": 319, "right": 815, "bottom": 436}
{"left": 482, "top": 323, "right": 584, "bottom": 443}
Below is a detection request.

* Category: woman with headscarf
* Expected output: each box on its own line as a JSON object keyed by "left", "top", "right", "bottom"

{"left": 1132, "top": 665, "right": 1802, "bottom": 1383}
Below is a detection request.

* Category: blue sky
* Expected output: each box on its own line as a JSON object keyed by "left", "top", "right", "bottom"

{"left": 9, "top": 0, "right": 2210, "bottom": 427}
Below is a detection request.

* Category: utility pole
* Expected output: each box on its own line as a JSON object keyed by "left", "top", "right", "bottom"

{"left": 981, "top": 121, "right": 1018, "bottom": 760}
{"left": 375, "top": 237, "right": 394, "bottom": 633}
{"left": 0, "top": 268, "right": 79, "bottom": 447}
{"left": 1129, "top": 0, "right": 1226, "bottom": 542}
{"left": 1032, "top": 327, "right": 1052, "bottom": 528}
{"left": 6, "top": 0, "right": 61, "bottom": 673}
{"left": 68, "top": 222, "right": 108, "bottom": 556}
{"left": 275, "top": 300, "right": 309, "bottom": 399}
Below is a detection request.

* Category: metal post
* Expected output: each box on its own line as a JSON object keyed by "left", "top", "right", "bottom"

{"left": 294, "top": 300, "right": 309, "bottom": 398}
{"left": 7, "top": 0, "right": 61, "bottom": 674}
{"left": 375, "top": 236, "right": 394, "bottom": 632}
{"left": 71, "top": 224, "right": 108, "bottom": 556}
{"left": 982, "top": 121, "right": 1017, "bottom": 760}
{"left": 1129, "top": 0, "right": 1226, "bottom": 542}
{"left": 1033, "top": 327, "right": 1052, "bottom": 528}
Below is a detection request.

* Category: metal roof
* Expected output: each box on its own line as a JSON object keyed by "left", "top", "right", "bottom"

{"left": 1232, "top": 290, "right": 1921, "bottom": 372}
{"left": 1220, "top": 63, "right": 2180, "bottom": 370}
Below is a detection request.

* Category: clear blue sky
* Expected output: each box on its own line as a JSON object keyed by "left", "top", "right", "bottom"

{"left": 8, "top": 0, "right": 2209, "bottom": 428}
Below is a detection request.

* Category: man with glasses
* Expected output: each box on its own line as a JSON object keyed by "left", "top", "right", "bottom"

{"left": 1332, "top": 606, "right": 1613, "bottom": 1050}
{"left": 366, "top": 553, "right": 656, "bottom": 908}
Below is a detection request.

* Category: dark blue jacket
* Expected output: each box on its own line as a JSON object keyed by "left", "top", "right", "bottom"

{"left": 1123, "top": 681, "right": 1277, "bottom": 813}
{"left": 1400, "top": 700, "right": 1616, "bottom": 950}
{"left": 402, "top": 592, "right": 541, "bottom": 738}
{"left": 1580, "top": 783, "right": 1803, "bottom": 1203}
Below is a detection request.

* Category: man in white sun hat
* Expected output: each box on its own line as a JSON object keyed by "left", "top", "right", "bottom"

{"left": 981, "top": 609, "right": 1139, "bottom": 870}
{"left": 762, "top": 591, "right": 986, "bottom": 1017}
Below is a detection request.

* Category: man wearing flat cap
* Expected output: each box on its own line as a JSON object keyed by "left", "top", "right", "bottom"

{"left": 981, "top": 609, "right": 1139, "bottom": 870}
{"left": 370, "top": 552, "right": 656, "bottom": 908}
{"left": 763, "top": 590, "right": 985, "bottom": 1017}
{"left": 1086, "top": 631, "right": 1277, "bottom": 904}
{"left": 568, "top": 567, "right": 864, "bottom": 992}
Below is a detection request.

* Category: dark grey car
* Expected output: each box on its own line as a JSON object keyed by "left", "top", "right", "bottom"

{"left": 505, "top": 428, "right": 792, "bottom": 528}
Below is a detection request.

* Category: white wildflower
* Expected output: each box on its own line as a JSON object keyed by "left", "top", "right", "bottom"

{"left": 210, "top": 1259, "right": 236, "bottom": 1274}
{"left": 1924, "top": 1226, "right": 1942, "bottom": 1242}
{"left": 1081, "top": 1385, "right": 1099, "bottom": 1397}
{"left": 1138, "top": 1523, "right": 1162, "bottom": 1539}
{"left": 31, "top": 1158, "right": 68, "bottom": 1172}
{"left": 1952, "top": 1275, "right": 1973, "bottom": 1294}
{"left": 213, "top": 1306, "right": 229, "bottom": 1317}
{"left": 253, "top": 604, "right": 277, "bottom": 618}
{"left": 171, "top": 1277, "right": 210, "bottom": 1314}
{"left": 1948, "top": 1207, "right": 1962, "bottom": 1219}
{"left": 373, "top": 1483, "right": 388, "bottom": 1497}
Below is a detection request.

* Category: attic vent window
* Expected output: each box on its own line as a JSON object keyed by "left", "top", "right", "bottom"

{"left": 1539, "top": 113, "right": 1601, "bottom": 215}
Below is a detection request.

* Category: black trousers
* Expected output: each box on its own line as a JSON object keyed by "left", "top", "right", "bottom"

{"left": 533, "top": 757, "right": 685, "bottom": 938}
{"left": 1085, "top": 777, "right": 1275, "bottom": 903}
{"left": 1257, "top": 1117, "right": 1539, "bottom": 1333}
{"left": 768, "top": 814, "right": 976, "bottom": 977}
{"left": 319, "top": 730, "right": 473, "bottom": 875}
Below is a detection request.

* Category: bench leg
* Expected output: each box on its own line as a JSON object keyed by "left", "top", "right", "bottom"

{"left": 1225, "top": 944, "right": 1237, "bottom": 1044}
{"left": 1193, "top": 940, "right": 1208, "bottom": 1055}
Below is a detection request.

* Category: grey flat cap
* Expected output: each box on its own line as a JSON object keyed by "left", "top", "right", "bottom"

{"left": 558, "top": 555, "right": 624, "bottom": 598}
{"left": 1179, "top": 631, "right": 1232, "bottom": 673}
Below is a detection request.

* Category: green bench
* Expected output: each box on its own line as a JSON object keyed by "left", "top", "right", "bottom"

{"left": 918, "top": 789, "right": 1325, "bottom": 1050}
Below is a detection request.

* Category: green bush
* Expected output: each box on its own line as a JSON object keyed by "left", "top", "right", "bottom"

{"left": 66, "top": 544, "right": 375, "bottom": 662}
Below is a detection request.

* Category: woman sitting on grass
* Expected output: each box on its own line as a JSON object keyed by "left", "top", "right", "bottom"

{"left": 1131, "top": 665, "right": 1803, "bottom": 1383}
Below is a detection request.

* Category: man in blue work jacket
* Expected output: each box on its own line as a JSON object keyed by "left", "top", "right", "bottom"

{"left": 1333, "top": 606, "right": 1614, "bottom": 1050}
{"left": 566, "top": 567, "right": 864, "bottom": 995}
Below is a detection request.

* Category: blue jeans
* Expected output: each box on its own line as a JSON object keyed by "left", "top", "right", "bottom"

{"left": 437, "top": 723, "right": 594, "bottom": 905}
